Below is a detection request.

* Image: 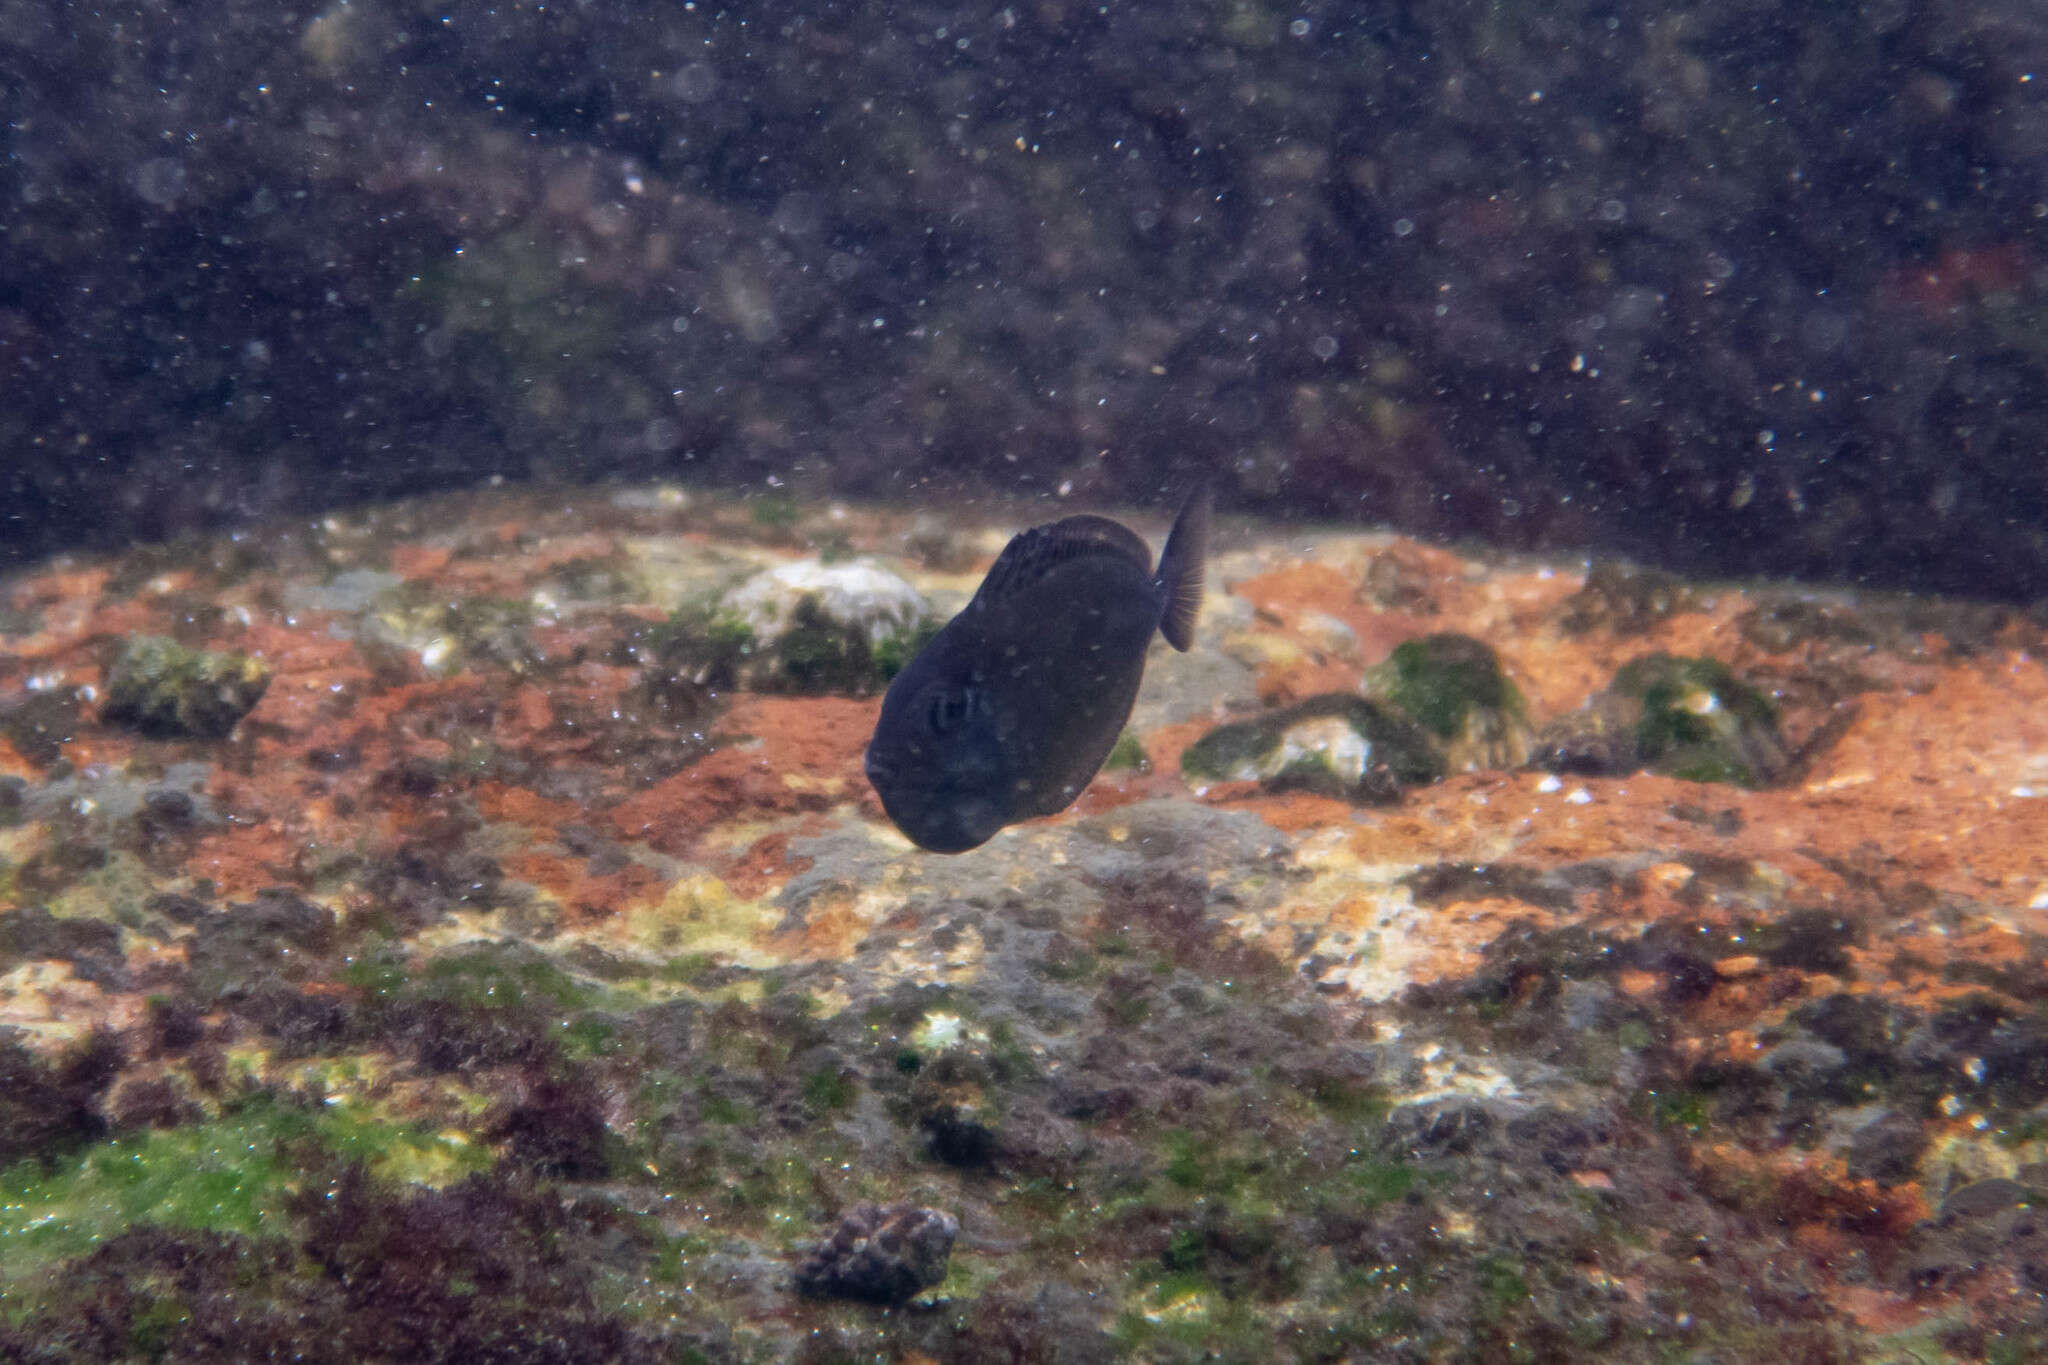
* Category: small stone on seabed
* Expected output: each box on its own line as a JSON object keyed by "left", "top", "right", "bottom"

{"left": 794, "top": 1201, "right": 959, "bottom": 1304}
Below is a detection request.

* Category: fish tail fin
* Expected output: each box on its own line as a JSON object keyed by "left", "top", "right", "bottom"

{"left": 1155, "top": 480, "right": 1211, "bottom": 652}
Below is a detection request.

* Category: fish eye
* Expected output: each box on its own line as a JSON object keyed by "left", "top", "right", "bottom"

{"left": 925, "top": 684, "right": 982, "bottom": 735}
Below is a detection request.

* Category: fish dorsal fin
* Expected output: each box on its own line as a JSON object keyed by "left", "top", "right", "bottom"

{"left": 972, "top": 514, "right": 1152, "bottom": 606}
{"left": 1155, "top": 483, "right": 1210, "bottom": 652}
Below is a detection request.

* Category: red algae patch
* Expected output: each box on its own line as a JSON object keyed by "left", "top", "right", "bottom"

{"left": 722, "top": 831, "right": 816, "bottom": 900}
{"left": 387, "top": 543, "right": 455, "bottom": 580}
{"left": 507, "top": 850, "right": 664, "bottom": 924}
{"left": 611, "top": 696, "right": 876, "bottom": 852}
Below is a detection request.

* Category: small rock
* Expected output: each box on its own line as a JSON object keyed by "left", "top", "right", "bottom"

{"left": 0, "top": 689, "right": 81, "bottom": 766}
{"left": 794, "top": 1201, "right": 959, "bottom": 1304}
{"left": 679, "top": 559, "right": 935, "bottom": 695}
{"left": 1180, "top": 694, "right": 1444, "bottom": 803}
{"left": 105, "top": 1070, "right": 203, "bottom": 1129}
{"left": 1362, "top": 633, "right": 1531, "bottom": 771}
{"left": 912, "top": 1047, "right": 997, "bottom": 1168}
{"left": 1295, "top": 609, "right": 1361, "bottom": 661}
{"left": 1760, "top": 1037, "right": 1848, "bottom": 1078}
{"left": 1940, "top": 1176, "right": 2027, "bottom": 1221}
{"left": 1559, "top": 562, "right": 1704, "bottom": 635}
{"left": 102, "top": 635, "right": 270, "bottom": 739}
{"left": 1845, "top": 1107, "right": 1928, "bottom": 1186}
{"left": 1532, "top": 653, "right": 1786, "bottom": 787}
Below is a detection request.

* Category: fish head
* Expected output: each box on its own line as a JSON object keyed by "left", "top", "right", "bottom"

{"left": 865, "top": 670, "right": 1011, "bottom": 853}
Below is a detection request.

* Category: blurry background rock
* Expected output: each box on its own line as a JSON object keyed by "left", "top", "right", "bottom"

{"left": 2, "top": 0, "right": 2045, "bottom": 599}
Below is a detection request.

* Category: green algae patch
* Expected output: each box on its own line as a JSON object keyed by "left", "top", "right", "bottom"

{"left": 1363, "top": 633, "right": 1532, "bottom": 772}
{"left": 1103, "top": 729, "right": 1151, "bottom": 772}
{"left": 1616, "top": 653, "right": 1786, "bottom": 786}
{"left": 0, "top": 1095, "right": 491, "bottom": 1283}
{"left": 43, "top": 850, "right": 157, "bottom": 929}
{"left": 871, "top": 617, "right": 943, "bottom": 683}
{"left": 101, "top": 636, "right": 270, "bottom": 739}
{"left": 414, "top": 942, "right": 595, "bottom": 1013}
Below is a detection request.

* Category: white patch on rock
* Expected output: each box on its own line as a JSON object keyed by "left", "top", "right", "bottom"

{"left": 722, "top": 559, "right": 932, "bottom": 651}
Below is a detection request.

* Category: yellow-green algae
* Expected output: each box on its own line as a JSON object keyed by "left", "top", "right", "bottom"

{"left": 0, "top": 1093, "right": 490, "bottom": 1285}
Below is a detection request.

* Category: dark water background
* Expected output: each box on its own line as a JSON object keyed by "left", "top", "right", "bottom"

{"left": 3, "top": 0, "right": 2044, "bottom": 598}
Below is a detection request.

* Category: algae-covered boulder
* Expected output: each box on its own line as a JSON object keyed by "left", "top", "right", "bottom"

{"left": 672, "top": 559, "right": 936, "bottom": 695}
{"left": 1181, "top": 694, "right": 1445, "bottom": 803}
{"left": 1534, "top": 653, "right": 1788, "bottom": 787}
{"left": 1362, "top": 633, "right": 1532, "bottom": 772}
{"left": 102, "top": 636, "right": 270, "bottom": 739}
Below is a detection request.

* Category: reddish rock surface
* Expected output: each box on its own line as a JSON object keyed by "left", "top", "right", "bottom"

{"left": 2, "top": 483, "right": 2044, "bottom": 1362}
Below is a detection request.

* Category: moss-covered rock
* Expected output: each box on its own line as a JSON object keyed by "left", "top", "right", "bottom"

{"left": 361, "top": 587, "right": 541, "bottom": 677}
{"left": 668, "top": 559, "right": 936, "bottom": 696}
{"left": 1180, "top": 694, "right": 1445, "bottom": 803}
{"left": 1362, "top": 633, "right": 1532, "bottom": 772}
{"left": 1534, "top": 653, "right": 1788, "bottom": 787}
{"left": 101, "top": 636, "right": 270, "bottom": 739}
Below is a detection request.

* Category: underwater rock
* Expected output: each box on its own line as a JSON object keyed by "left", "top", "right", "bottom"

{"left": 683, "top": 560, "right": 935, "bottom": 695}
{"left": 1845, "top": 1108, "right": 1929, "bottom": 1186}
{"left": 1361, "top": 632, "right": 1532, "bottom": 772}
{"left": 1558, "top": 562, "right": 1705, "bottom": 635}
{"left": 6, "top": 485, "right": 2048, "bottom": 1359}
{"left": 0, "top": 1032, "right": 121, "bottom": 1167}
{"left": 1737, "top": 596, "right": 1882, "bottom": 653}
{"left": 793, "top": 1201, "right": 959, "bottom": 1304}
{"left": 0, "top": 689, "right": 81, "bottom": 767}
{"left": 1532, "top": 653, "right": 1788, "bottom": 787}
{"left": 1180, "top": 694, "right": 1445, "bottom": 802}
{"left": 360, "top": 588, "right": 542, "bottom": 677}
{"left": 0, "top": 907, "right": 125, "bottom": 989}
{"left": 104, "top": 1069, "right": 204, "bottom": 1130}
{"left": 101, "top": 636, "right": 270, "bottom": 739}
{"left": 910, "top": 1046, "right": 997, "bottom": 1168}
{"left": 1102, "top": 730, "right": 1150, "bottom": 773}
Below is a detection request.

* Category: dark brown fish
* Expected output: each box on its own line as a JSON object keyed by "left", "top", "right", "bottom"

{"left": 864, "top": 488, "right": 1209, "bottom": 852}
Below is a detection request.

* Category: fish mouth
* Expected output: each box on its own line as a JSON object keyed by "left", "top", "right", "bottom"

{"left": 866, "top": 745, "right": 1007, "bottom": 852}
{"left": 917, "top": 794, "right": 1003, "bottom": 847}
{"left": 893, "top": 792, "right": 1005, "bottom": 854}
